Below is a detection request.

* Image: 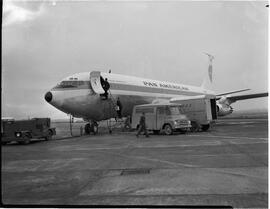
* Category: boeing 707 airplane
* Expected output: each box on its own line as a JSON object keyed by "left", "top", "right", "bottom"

{"left": 44, "top": 55, "right": 268, "bottom": 133}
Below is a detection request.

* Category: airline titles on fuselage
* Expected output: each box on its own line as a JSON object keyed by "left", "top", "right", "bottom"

{"left": 143, "top": 81, "right": 189, "bottom": 91}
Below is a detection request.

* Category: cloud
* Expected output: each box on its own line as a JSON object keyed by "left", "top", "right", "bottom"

{"left": 3, "top": 0, "right": 45, "bottom": 27}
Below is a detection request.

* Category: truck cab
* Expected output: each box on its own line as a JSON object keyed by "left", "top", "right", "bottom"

{"left": 132, "top": 103, "right": 191, "bottom": 135}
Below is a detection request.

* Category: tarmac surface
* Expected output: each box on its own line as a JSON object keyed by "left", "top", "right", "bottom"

{"left": 1, "top": 118, "right": 268, "bottom": 207}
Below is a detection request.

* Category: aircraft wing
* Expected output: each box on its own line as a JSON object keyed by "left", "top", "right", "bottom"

{"left": 170, "top": 95, "right": 208, "bottom": 103}
{"left": 216, "top": 92, "right": 268, "bottom": 104}
{"left": 170, "top": 92, "right": 268, "bottom": 105}
{"left": 216, "top": 89, "right": 250, "bottom": 97}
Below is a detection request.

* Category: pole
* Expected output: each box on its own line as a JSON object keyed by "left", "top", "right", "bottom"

{"left": 69, "top": 114, "right": 73, "bottom": 136}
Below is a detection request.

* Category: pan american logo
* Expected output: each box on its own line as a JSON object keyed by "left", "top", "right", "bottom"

{"left": 143, "top": 81, "right": 189, "bottom": 91}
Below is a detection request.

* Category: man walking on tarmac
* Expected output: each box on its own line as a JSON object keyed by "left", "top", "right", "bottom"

{"left": 136, "top": 112, "right": 149, "bottom": 138}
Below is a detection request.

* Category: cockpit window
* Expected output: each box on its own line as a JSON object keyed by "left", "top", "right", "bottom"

{"left": 54, "top": 80, "right": 84, "bottom": 89}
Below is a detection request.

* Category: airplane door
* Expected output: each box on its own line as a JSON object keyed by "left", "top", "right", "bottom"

{"left": 90, "top": 71, "right": 105, "bottom": 94}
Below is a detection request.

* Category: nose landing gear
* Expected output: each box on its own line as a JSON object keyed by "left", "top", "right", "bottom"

{"left": 85, "top": 121, "right": 98, "bottom": 135}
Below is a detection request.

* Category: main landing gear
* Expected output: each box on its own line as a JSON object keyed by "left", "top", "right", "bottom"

{"left": 190, "top": 121, "right": 210, "bottom": 132}
{"left": 84, "top": 121, "right": 98, "bottom": 135}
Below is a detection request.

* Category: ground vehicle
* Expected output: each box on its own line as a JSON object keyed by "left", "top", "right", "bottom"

{"left": 131, "top": 103, "right": 191, "bottom": 135}
{"left": 1, "top": 118, "right": 56, "bottom": 145}
{"left": 174, "top": 95, "right": 217, "bottom": 131}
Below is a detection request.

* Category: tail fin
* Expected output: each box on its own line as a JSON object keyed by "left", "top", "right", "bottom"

{"left": 201, "top": 53, "right": 214, "bottom": 90}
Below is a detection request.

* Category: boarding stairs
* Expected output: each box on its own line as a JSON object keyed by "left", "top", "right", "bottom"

{"left": 89, "top": 71, "right": 130, "bottom": 133}
{"left": 105, "top": 90, "right": 131, "bottom": 133}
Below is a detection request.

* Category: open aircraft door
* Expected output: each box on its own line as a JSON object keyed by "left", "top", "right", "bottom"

{"left": 210, "top": 98, "right": 217, "bottom": 119}
{"left": 90, "top": 71, "right": 105, "bottom": 94}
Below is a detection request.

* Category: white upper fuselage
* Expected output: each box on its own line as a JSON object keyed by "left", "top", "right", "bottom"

{"left": 45, "top": 71, "right": 215, "bottom": 121}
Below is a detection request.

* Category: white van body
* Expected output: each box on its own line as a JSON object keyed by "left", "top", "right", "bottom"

{"left": 172, "top": 95, "right": 217, "bottom": 131}
{"left": 131, "top": 103, "right": 191, "bottom": 135}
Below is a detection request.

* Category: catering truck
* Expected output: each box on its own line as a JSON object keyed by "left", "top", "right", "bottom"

{"left": 1, "top": 118, "right": 56, "bottom": 145}
{"left": 132, "top": 103, "right": 191, "bottom": 135}
{"left": 172, "top": 95, "right": 217, "bottom": 132}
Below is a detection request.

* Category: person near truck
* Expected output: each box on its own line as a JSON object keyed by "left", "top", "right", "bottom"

{"left": 136, "top": 112, "right": 149, "bottom": 138}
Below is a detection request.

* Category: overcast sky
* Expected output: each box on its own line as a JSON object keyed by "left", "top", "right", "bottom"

{"left": 2, "top": 0, "right": 268, "bottom": 119}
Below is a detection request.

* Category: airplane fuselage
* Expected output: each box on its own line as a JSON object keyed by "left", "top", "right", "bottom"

{"left": 45, "top": 71, "right": 216, "bottom": 121}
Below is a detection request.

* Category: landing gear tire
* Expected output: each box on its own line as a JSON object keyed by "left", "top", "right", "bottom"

{"left": 85, "top": 123, "right": 91, "bottom": 134}
{"left": 153, "top": 130, "right": 160, "bottom": 135}
{"left": 92, "top": 123, "right": 98, "bottom": 135}
{"left": 164, "top": 124, "right": 173, "bottom": 135}
{"left": 190, "top": 121, "right": 199, "bottom": 132}
{"left": 179, "top": 129, "right": 187, "bottom": 134}
{"left": 201, "top": 124, "right": 210, "bottom": 132}
{"left": 85, "top": 122, "right": 99, "bottom": 135}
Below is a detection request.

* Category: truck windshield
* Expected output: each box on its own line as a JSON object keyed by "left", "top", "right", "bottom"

{"left": 169, "top": 106, "right": 181, "bottom": 115}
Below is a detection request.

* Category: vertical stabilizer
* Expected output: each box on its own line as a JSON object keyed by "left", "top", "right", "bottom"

{"left": 201, "top": 53, "right": 214, "bottom": 90}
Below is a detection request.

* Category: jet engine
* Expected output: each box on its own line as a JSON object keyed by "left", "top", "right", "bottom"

{"left": 216, "top": 103, "right": 233, "bottom": 116}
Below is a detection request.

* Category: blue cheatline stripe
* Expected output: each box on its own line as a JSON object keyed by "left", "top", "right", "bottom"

{"left": 51, "top": 81, "right": 203, "bottom": 96}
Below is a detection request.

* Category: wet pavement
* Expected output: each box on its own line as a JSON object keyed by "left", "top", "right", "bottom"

{"left": 1, "top": 118, "right": 268, "bottom": 207}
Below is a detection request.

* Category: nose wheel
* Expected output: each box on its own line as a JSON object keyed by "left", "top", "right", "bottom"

{"left": 85, "top": 121, "right": 98, "bottom": 135}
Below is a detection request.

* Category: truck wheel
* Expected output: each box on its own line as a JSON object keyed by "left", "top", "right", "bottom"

{"left": 201, "top": 124, "right": 210, "bottom": 131}
{"left": 45, "top": 130, "right": 53, "bottom": 141}
{"left": 190, "top": 121, "right": 199, "bottom": 132}
{"left": 164, "top": 124, "right": 173, "bottom": 135}
{"left": 22, "top": 136, "right": 31, "bottom": 145}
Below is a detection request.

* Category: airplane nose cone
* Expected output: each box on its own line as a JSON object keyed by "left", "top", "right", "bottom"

{"left": 45, "top": 91, "right": 53, "bottom": 103}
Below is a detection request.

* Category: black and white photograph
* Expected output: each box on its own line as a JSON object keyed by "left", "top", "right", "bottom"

{"left": 2, "top": 0, "right": 268, "bottom": 207}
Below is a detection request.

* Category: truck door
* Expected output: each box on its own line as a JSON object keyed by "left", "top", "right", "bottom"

{"left": 90, "top": 71, "right": 105, "bottom": 94}
{"left": 205, "top": 99, "right": 212, "bottom": 121}
{"left": 145, "top": 108, "right": 155, "bottom": 130}
{"left": 156, "top": 106, "right": 165, "bottom": 130}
